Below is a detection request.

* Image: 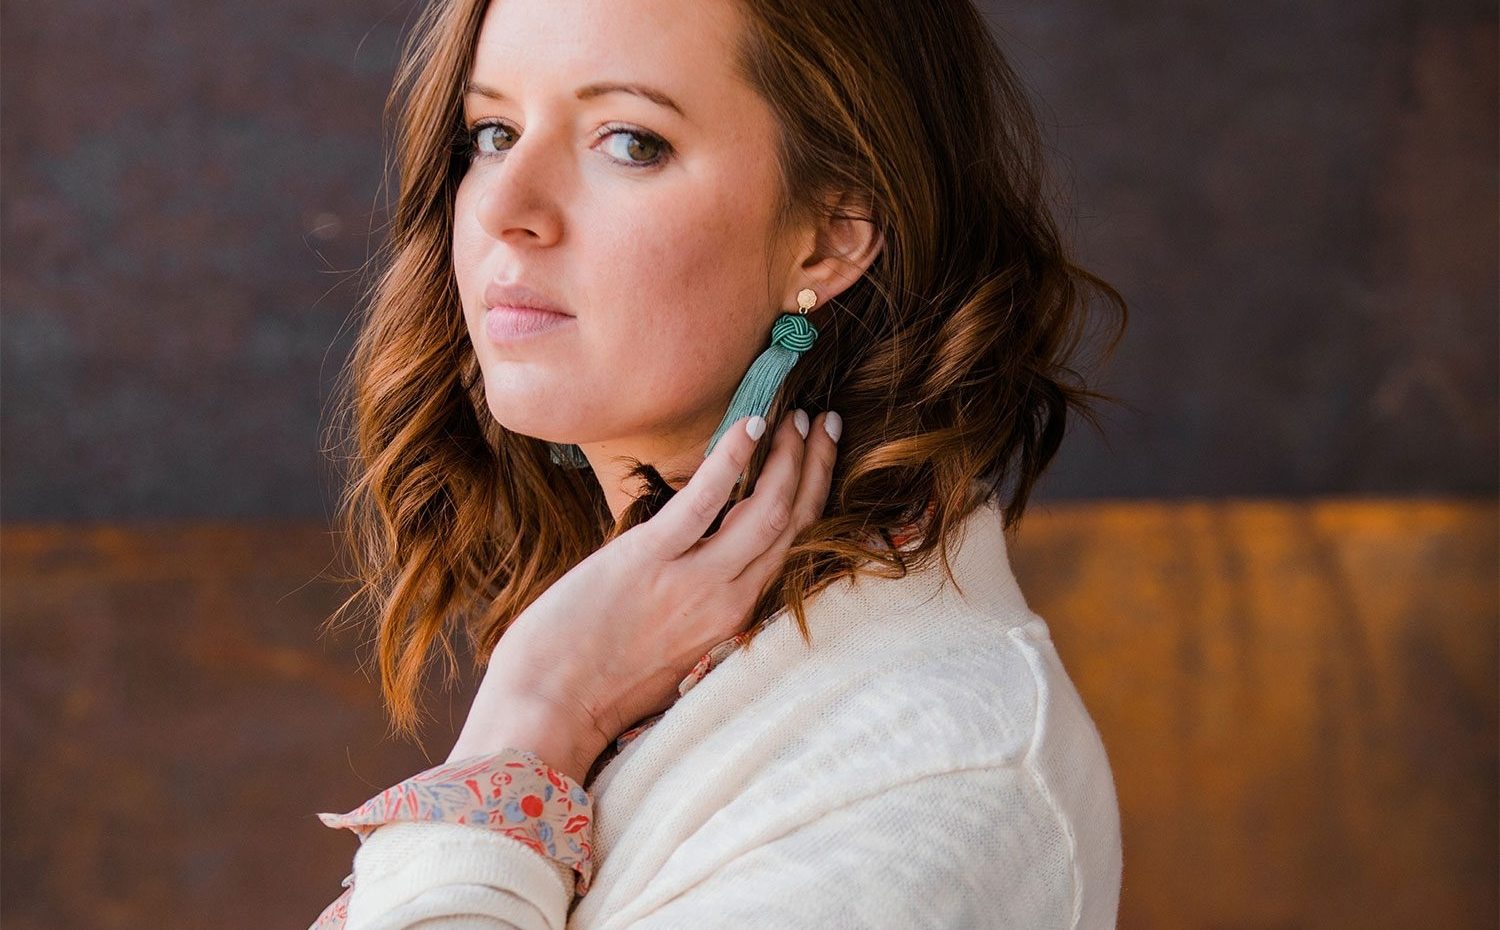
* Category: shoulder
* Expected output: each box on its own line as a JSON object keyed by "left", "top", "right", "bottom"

{"left": 637, "top": 762, "right": 1083, "bottom": 930}
{"left": 673, "top": 492, "right": 1113, "bottom": 780}
{"left": 699, "top": 611, "right": 1121, "bottom": 927}
{"left": 740, "top": 602, "right": 1115, "bottom": 790}
{"left": 765, "top": 607, "right": 1048, "bottom": 770}
{"left": 590, "top": 494, "right": 1122, "bottom": 923}
{"left": 609, "top": 613, "right": 1121, "bottom": 928}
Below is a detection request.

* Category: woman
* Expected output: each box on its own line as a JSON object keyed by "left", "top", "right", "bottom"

{"left": 312, "top": 0, "right": 1129, "bottom": 926}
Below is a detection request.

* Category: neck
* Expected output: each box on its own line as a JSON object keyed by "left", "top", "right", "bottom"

{"left": 578, "top": 417, "right": 721, "bottom": 523}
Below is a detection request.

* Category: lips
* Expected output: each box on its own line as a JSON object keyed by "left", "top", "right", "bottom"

{"left": 483, "top": 280, "right": 572, "bottom": 316}
{"left": 484, "top": 306, "right": 576, "bottom": 344}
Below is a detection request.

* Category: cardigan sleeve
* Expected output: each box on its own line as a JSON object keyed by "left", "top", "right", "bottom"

{"left": 309, "top": 748, "right": 594, "bottom": 930}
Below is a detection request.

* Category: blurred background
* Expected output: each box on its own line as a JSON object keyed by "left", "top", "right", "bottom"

{"left": 2, "top": 1, "right": 1495, "bottom": 928}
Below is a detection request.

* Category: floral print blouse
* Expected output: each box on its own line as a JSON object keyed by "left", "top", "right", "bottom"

{"left": 311, "top": 501, "right": 936, "bottom": 929}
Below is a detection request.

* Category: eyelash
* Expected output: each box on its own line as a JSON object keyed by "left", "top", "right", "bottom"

{"left": 457, "top": 119, "right": 674, "bottom": 170}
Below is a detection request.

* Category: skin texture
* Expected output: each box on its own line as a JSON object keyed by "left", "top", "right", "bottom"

{"left": 452, "top": 0, "right": 879, "bottom": 520}
{"left": 446, "top": 0, "right": 879, "bottom": 782}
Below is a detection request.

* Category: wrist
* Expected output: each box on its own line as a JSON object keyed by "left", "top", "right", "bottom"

{"left": 446, "top": 688, "right": 605, "bottom": 785}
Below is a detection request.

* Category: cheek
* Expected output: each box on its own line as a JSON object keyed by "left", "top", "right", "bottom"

{"left": 586, "top": 186, "right": 777, "bottom": 395}
{"left": 451, "top": 185, "right": 485, "bottom": 306}
{"left": 448, "top": 152, "right": 783, "bottom": 439}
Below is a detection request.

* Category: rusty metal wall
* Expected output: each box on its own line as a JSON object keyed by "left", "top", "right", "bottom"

{"left": 2, "top": 505, "right": 1495, "bottom": 929}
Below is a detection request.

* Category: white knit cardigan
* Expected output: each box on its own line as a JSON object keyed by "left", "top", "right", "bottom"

{"left": 339, "top": 490, "right": 1123, "bottom": 929}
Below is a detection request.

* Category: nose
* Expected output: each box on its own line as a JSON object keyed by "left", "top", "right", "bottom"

{"left": 470, "top": 126, "right": 565, "bottom": 247}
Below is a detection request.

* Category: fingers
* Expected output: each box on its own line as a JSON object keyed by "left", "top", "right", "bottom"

{"left": 697, "top": 409, "right": 809, "bottom": 577}
{"left": 640, "top": 414, "right": 767, "bottom": 561}
{"left": 736, "top": 409, "right": 839, "bottom": 584}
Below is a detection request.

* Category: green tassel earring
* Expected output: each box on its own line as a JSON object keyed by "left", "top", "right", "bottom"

{"left": 702, "top": 287, "right": 820, "bottom": 458}
{"left": 548, "top": 287, "right": 820, "bottom": 468}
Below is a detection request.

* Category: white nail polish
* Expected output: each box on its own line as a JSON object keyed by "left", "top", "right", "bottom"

{"left": 823, "top": 411, "right": 842, "bottom": 442}
{"left": 793, "top": 409, "right": 809, "bottom": 439}
{"left": 745, "top": 415, "right": 767, "bottom": 440}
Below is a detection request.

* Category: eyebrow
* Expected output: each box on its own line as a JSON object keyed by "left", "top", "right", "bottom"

{"left": 463, "top": 80, "right": 686, "bottom": 118}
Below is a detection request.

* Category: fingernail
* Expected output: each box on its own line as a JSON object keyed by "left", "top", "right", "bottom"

{"left": 823, "top": 411, "right": 842, "bottom": 442}
{"left": 745, "top": 415, "right": 767, "bottom": 441}
{"left": 793, "top": 409, "right": 809, "bottom": 439}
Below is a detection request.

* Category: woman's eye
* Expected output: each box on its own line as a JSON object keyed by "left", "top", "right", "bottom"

{"left": 460, "top": 120, "right": 671, "bottom": 170}
{"left": 469, "top": 122, "right": 515, "bottom": 157}
{"left": 596, "top": 127, "right": 671, "bottom": 168}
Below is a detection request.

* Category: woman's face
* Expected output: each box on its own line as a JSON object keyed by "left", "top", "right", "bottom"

{"left": 453, "top": 0, "right": 801, "bottom": 502}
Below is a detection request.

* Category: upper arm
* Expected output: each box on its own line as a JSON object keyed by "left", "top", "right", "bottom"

{"left": 622, "top": 763, "right": 1077, "bottom": 930}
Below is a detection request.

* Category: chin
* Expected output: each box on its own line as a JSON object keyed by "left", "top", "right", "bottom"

{"left": 481, "top": 399, "right": 575, "bottom": 446}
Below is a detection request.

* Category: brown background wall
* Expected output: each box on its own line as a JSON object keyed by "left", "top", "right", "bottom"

{"left": 1, "top": 0, "right": 1496, "bottom": 928}
{"left": 3, "top": 503, "right": 1494, "bottom": 928}
{"left": 2, "top": 1, "right": 1495, "bottom": 518}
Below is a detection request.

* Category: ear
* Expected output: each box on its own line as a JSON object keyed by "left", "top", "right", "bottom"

{"left": 784, "top": 189, "right": 884, "bottom": 308}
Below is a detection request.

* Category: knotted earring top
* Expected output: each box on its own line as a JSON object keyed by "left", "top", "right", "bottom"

{"left": 699, "top": 286, "right": 823, "bottom": 458}
{"left": 769, "top": 314, "right": 818, "bottom": 352}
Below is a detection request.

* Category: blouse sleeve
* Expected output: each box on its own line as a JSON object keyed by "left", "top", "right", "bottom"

{"left": 309, "top": 747, "right": 595, "bottom": 930}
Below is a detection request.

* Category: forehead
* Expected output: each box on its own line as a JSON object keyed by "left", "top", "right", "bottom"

{"left": 469, "top": 0, "right": 749, "bottom": 112}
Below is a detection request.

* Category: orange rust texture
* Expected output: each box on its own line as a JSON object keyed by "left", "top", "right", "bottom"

{"left": 2, "top": 499, "right": 1496, "bottom": 929}
{"left": 1011, "top": 498, "right": 1498, "bottom": 930}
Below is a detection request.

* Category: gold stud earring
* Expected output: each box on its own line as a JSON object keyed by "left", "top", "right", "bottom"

{"left": 796, "top": 287, "right": 818, "bottom": 314}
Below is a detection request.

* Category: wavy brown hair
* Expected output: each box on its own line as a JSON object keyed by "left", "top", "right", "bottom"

{"left": 321, "top": 0, "right": 1129, "bottom": 741}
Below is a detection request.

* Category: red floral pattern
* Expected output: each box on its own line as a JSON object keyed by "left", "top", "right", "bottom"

{"left": 310, "top": 748, "right": 594, "bottom": 928}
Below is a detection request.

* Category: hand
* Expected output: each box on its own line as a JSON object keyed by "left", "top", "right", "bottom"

{"left": 446, "top": 408, "right": 842, "bottom": 782}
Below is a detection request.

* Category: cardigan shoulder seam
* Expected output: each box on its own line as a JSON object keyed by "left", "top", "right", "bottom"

{"left": 1009, "top": 617, "right": 1084, "bottom": 930}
